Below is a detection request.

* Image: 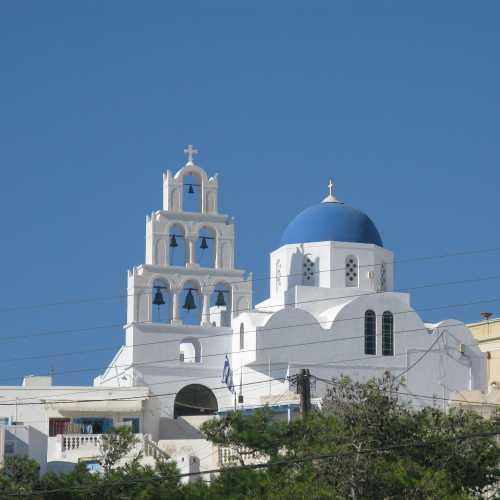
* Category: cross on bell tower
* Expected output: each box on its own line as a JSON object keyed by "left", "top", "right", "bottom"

{"left": 184, "top": 144, "right": 198, "bottom": 164}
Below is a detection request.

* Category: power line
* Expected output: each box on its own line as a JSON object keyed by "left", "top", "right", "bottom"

{"left": 0, "top": 275, "right": 500, "bottom": 344}
{"left": 0, "top": 378, "right": 285, "bottom": 407}
{"left": 0, "top": 292, "right": 494, "bottom": 376}
{"left": 1, "top": 243, "right": 500, "bottom": 314}
{"left": 0, "top": 327, "right": 484, "bottom": 406}
{"left": 6, "top": 430, "right": 500, "bottom": 497}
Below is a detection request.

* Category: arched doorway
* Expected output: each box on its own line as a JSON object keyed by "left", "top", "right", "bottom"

{"left": 173, "top": 384, "right": 218, "bottom": 418}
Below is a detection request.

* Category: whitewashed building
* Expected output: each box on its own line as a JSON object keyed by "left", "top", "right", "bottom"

{"left": 0, "top": 146, "right": 487, "bottom": 473}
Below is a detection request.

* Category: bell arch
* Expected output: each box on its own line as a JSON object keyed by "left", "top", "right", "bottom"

{"left": 168, "top": 223, "right": 187, "bottom": 267}
{"left": 182, "top": 172, "right": 202, "bottom": 212}
{"left": 196, "top": 226, "right": 217, "bottom": 268}
{"left": 174, "top": 384, "right": 218, "bottom": 418}
{"left": 180, "top": 279, "right": 202, "bottom": 325}
{"left": 151, "top": 278, "right": 172, "bottom": 323}
{"left": 210, "top": 281, "right": 232, "bottom": 327}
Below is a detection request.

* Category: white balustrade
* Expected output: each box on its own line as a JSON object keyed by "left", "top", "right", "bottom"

{"left": 62, "top": 434, "right": 101, "bottom": 452}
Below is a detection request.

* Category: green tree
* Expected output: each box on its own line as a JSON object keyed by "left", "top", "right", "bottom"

{"left": 99, "top": 425, "right": 141, "bottom": 474}
{"left": 201, "top": 374, "right": 500, "bottom": 499}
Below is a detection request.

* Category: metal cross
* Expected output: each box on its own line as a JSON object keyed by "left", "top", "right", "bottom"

{"left": 328, "top": 179, "right": 334, "bottom": 197}
{"left": 184, "top": 144, "right": 199, "bottom": 163}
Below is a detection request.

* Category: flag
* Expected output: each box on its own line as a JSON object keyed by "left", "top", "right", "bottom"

{"left": 222, "top": 354, "right": 234, "bottom": 393}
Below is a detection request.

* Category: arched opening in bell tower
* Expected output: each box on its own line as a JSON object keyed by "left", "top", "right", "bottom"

{"left": 180, "top": 279, "right": 202, "bottom": 325}
{"left": 196, "top": 226, "right": 216, "bottom": 268}
{"left": 210, "top": 282, "right": 232, "bottom": 327}
{"left": 168, "top": 223, "right": 187, "bottom": 267}
{"left": 182, "top": 172, "right": 202, "bottom": 212}
{"left": 151, "top": 278, "right": 172, "bottom": 323}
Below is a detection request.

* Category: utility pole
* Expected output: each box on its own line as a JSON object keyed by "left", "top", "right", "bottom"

{"left": 297, "top": 368, "right": 311, "bottom": 417}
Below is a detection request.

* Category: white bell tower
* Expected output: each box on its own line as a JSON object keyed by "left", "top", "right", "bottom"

{"left": 127, "top": 145, "right": 253, "bottom": 328}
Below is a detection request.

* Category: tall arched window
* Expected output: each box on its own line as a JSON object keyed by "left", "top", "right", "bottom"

{"left": 345, "top": 255, "right": 358, "bottom": 287}
{"left": 239, "top": 323, "right": 245, "bottom": 350}
{"left": 364, "top": 310, "right": 376, "bottom": 355}
{"left": 382, "top": 311, "right": 394, "bottom": 356}
{"left": 302, "top": 254, "right": 315, "bottom": 286}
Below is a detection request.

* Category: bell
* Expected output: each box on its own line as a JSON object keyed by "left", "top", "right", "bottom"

{"left": 188, "top": 184, "right": 194, "bottom": 194}
{"left": 215, "top": 290, "right": 226, "bottom": 307}
{"left": 200, "top": 236, "right": 208, "bottom": 250}
{"left": 153, "top": 288, "right": 165, "bottom": 306}
{"left": 182, "top": 289, "right": 197, "bottom": 310}
{"left": 170, "top": 234, "right": 178, "bottom": 248}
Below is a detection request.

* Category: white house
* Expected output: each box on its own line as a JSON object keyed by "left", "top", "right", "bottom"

{"left": 0, "top": 146, "right": 486, "bottom": 473}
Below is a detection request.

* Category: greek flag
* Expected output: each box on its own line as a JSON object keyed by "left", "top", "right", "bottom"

{"left": 221, "top": 354, "right": 234, "bottom": 393}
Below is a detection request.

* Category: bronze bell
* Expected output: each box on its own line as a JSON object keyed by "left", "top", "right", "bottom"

{"left": 188, "top": 184, "right": 194, "bottom": 194}
{"left": 153, "top": 287, "right": 165, "bottom": 306}
{"left": 215, "top": 290, "right": 226, "bottom": 307}
{"left": 170, "top": 234, "right": 178, "bottom": 248}
{"left": 182, "top": 289, "right": 196, "bottom": 310}
{"left": 200, "top": 236, "right": 208, "bottom": 250}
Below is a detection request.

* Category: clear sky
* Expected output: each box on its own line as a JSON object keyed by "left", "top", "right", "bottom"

{"left": 1, "top": 1, "right": 499, "bottom": 386}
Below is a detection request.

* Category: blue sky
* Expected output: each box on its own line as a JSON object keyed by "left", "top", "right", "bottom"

{"left": 0, "top": 1, "right": 499, "bottom": 386}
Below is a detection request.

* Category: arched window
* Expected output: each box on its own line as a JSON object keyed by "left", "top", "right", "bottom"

{"left": 302, "top": 254, "right": 315, "bottom": 286}
{"left": 345, "top": 255, "right": 358, "bottom": 287}
{"left": 382, "top": 311, "right": 394, "bottom": 356}
{"left": 239, "top": 323, "right": 245, "bottom": 350}
{"left": 168, "top": 223, "right": 187, "bottom": 267}
{"left": 180, "top": 338, "right": 201, "bottom": 363}
{"left": 151, "top": 279, "right": 172, "bottom": 323}
{"left": 364, "top": 310, "right": 376, "bottom": 355}
{"left": 182, "top": 173, "right": 202, "bottom": 212}
{"left": 196, "top": 226, "right": 216, "bottom": 268}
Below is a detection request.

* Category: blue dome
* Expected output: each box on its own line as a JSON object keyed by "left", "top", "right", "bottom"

{"left": 281, "top": 202, "right": 383, "bottom": 247}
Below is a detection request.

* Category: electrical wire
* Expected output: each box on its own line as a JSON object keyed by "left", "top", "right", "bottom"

{"left": 1, "top": 243, "right": 500, "bottom": 314}
{"left": 1, "top": 271, "right": 499, "bottom": 346}
{"left": 5, "top": 430, "right": 500, "bottom": 498}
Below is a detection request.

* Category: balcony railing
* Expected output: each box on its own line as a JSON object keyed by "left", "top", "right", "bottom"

{"left": 62, "top": 434, "right": 101, "bottom": 452}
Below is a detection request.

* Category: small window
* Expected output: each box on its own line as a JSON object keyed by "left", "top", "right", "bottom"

{"left": 345, "top": 255, "right": 358, "bottom": 287}
{"left": 364, "top": 310, "right": 376, "bottom": 355}
{"left": 379, "top": 263, "right": 387, "bottom": 292}
{"left": 382, "top": 311, "right": 394, "bottom": 356}
{"left": 239, "top": 323, "right": 245, "bottom": 350}
{"left": 0, "top": 417, "right": 9, "bottom": 426}
{"left": 302, "top": 255, "right": 315, "bottom": 286}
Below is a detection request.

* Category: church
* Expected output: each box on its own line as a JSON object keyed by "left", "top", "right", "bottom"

{"left": 95, "top": 146, "right": 486, "bottom": 422}
{"left": 0, "top": 146, "right": 487, "bottom": 472}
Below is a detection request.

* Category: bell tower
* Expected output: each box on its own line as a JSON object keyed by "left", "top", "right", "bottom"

{"left": 126, "top": 146, "right": 252, "bottom": 329}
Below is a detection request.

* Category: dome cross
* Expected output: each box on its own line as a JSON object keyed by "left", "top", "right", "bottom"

{"left": 322, "top": 178, "right": 339, "bottom": 203}
{"left": 328, "top": 179, "right": 334, "bottom": 197}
